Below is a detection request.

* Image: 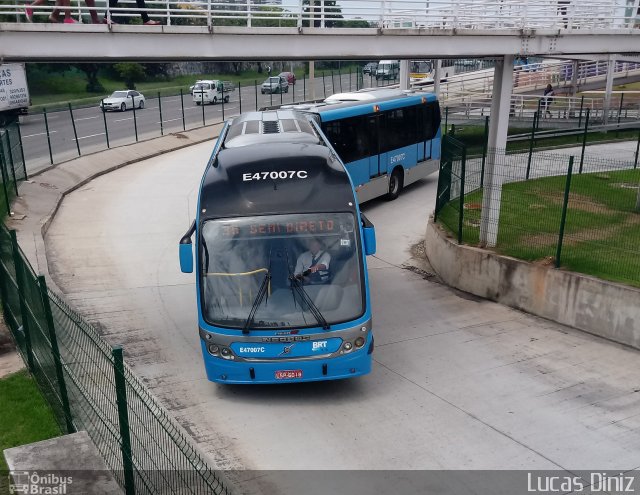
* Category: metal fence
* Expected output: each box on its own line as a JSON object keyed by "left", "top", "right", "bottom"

{"left": 0, "top": 121, "right": 27, "bottom": 217}
{"left": 0, "top": 222, "right": 232, "bottom": 494}
{"left": 18, "top": 68, "right": 373, "bottom": 175}
{"left": 435, "top": 137, "right": 640, "bottom": 287}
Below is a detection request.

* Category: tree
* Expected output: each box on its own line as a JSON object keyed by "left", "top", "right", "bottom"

{"left": 75, "top": 63, "right": 104, "bottom": 92}
{"left": 114, "top": 63, "right": 146, "bottom": 90}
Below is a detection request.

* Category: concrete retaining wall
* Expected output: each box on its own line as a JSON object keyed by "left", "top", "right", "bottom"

{"left": 425, "top": 218, "right": 640, "bottom": 349}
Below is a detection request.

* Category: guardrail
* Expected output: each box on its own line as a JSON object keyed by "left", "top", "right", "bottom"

{"left": 1, "top": 0, "right": 639, "bottom": 30}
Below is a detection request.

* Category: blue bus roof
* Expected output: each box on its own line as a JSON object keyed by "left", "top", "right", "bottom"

{"left": 295, "top": 91, "right": 438, "bottom": 123}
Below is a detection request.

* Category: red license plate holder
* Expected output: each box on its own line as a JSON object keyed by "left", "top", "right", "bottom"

{"left": 275, "top": 370, "right": 303, "bottom": 380}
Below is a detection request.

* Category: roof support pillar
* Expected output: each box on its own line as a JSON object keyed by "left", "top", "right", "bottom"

{"left": 399, "top": 60, "right": 410, "bottom": 90}
{"left": 434, "top": 59, "right": 442, "bottom": 100}
{"left": 479, "top": 54, "right": 514, "bottom": 248}
{"left": 603, "top": 55, "right": 615, "bottom": 125}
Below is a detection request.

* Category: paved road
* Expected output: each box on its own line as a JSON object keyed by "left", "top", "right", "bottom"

{"left": 45, "top": 142, "right": 640, "bottom": 494}
{"left": 19, "top": 71, "right": 383, "bottom": 174}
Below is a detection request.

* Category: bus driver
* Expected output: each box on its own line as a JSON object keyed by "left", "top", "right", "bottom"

{"left": 294, "top": 238, "right": 331, "bottom": 284}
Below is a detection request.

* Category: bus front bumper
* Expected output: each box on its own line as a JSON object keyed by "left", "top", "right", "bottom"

{"left": 200, "top": 338, "right": 373, "bottom": 384}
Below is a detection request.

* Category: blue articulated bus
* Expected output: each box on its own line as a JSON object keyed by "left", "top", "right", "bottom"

{"left": 179, "top": 110, "right": 377, "bottom": 384}
{"left": 292, "top": 89, "right": 442, "bottom": 203}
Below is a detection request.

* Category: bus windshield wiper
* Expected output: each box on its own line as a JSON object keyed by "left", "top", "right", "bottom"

{"left": 289, "top": 274, "right": 330, "bottom": 330}
{"left": 242, "top": 270, "right": 271, "bottom": 335}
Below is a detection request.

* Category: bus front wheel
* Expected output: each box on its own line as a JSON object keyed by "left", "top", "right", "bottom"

{"left": 387, "top": 169, "right": 403, "bottom": 200}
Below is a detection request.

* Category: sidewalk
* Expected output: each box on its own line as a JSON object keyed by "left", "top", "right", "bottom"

{"left": 7, "top": 124, "right": 224, "bottom": 284}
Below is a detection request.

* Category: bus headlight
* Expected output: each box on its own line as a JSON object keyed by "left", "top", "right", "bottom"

{"left": 220, "top": 347, "right": 233, "bottom": 359}
{"left": 208, "top": 344, "right": 220, "bottom": 355}
{"left": 343, "top": 342, "right": 353, "bottom": 352}
{"left": 354, "top": 337, "right": 365, "bottom": 348}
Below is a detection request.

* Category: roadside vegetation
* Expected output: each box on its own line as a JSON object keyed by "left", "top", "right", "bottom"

{"left": 438, "top": 168, "right": 640, "bottom": 287}
{"left": 26, "top": 62, "right": 365, "bottom": 110}
{"left": 0, "top": 370, "right": 61, "bottom": 472}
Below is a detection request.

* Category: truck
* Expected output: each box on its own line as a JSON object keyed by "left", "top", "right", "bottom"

{"left": 0, "top": 63, "right": 30, "bottom": 125}
{"left": 191, "top": 80, "right": 235, "bottom": 105}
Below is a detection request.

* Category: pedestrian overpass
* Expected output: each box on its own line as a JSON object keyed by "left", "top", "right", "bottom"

{"left": 0, "top": 0, "right": 639, "bottom": 61}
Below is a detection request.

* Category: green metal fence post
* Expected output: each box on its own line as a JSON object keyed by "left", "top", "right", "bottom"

{"left": 322, "top": 72, "right": 327, "bottom": 98}
{"left": 4, "top": 131, "right": 18, "bottom": 196}
{"left": 221, "top": 88, "right": 226, "bottom": 121}
{"left": 238, "top": 82, "right": 242, "bottom": 113}
{"left": 579, "top": 108, "right": 590, "bottom": 174}
{"left": 15, "top": 122, "right": 27, "bottom": 180}
{"left": 450, "top": 124, "right": 456, "bottom": 137}
{"left": 255, "top": 80, "right": 258, "bottom": 111}
{"left": 556, "top": 157, "right": 574, "bottom": 268}
{"left": 577, "top": 95, "right": 584, "bottom": 128}
{"left": 279, "top": 81, "right": 283, "bottom": 106}
{"left": 303, "top": 74, "right": 306, "bottom": 100}
{"left": 480, "top": 116, "right": 489, "bottom": 188}
{"left": 112, "top": 346, "right": 136, "bottom": 495}
{"left": 331, "top": 70, "right": 335, "bottom": 94}
{"left": 157, "top": 92, "right": 164, "bottom": 136}
{"left": 338, "top": 67, "right": 343, "bottom": 92}
{"left": 10, "top": 230, "right": 34, "bottom": 371}
{"left": 536, "top": 99, "right": 542, "bottom": 128}
{"left": 130, "top": 96, "right": 138, "bottom": 142}
{"left": 43, "top": 108, "right": 54, "bottom": 165}
{"left": 616, "top": 93, "right": 624, "bottom": 134}
{"left": 180, "top": 89, "right": 186, "bottom": 131}
{"left": 457, "top": 148, "right": 467, "bottom": 244}
{"left": 201, "top": 92, "right": 206, "bottom": 126}
{"left": 444, "top": 107, "right": 449, "bottom": 135}
{"left": 68, "top": 103, "right": 81, "bottom": 156}
{"left": 0, "top": 144, "right": 12, "bottom": 215}
{"left": 526, "top": 112, "right": 537, "bottom": 180}
{"left": 634, "top": 128, "right": 640, "bottom": 169}
{"left": 349, "top": 67, "right": 351, "bottom": 91}
{"left": 0, "top": 229, "right": 15, "bottom": 332}
{"left": 38, "top": 275, "right": 74, "bottom": 434}
{"left": 101, "top": 100, "right": 110, "bottom": 149}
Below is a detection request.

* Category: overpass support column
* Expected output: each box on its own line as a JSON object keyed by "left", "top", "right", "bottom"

{"left": 603, "top": 55, "right": 615, "bottom": 125}
{"left": 400, "top": 60, "right": 410, "bottom": 90}
{"left": 570, "top": 60, "right": 579, "bottom": 96}
{"left": 434, "top": 60, "right": 442, "bottom": 100}
{"left": 479, "top": 55, "right": 514, "bottom": 247}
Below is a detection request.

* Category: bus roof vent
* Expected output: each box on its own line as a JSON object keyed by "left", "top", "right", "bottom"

{"left": 262, "top": 121, "right": 280, "bottom": 134}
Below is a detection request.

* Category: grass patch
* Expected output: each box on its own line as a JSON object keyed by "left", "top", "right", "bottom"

{"left": 439, "top": 168, "right": 640, "bottom": 287}
{"left": 0, "top": 370, "right": 61, "bottom": 471}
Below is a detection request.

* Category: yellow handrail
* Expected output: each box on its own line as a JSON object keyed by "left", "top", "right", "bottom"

{"left": 205, "top": 268, "right": 271, "bottom": 305}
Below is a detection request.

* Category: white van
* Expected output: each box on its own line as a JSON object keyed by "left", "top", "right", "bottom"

{"left": 375, "top": 60, "right": 400, "bottom": 80}
{"left": 191, "top": 80, "right": 234, "bottom": 105}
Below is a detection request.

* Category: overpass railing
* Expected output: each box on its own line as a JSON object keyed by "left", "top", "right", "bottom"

{"left": 1, "top": 0, "right": 639, "bottom": 30}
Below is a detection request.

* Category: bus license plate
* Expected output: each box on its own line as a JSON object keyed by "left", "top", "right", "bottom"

{"left": 275, "top": 370, "right": 302, "bottom": 380}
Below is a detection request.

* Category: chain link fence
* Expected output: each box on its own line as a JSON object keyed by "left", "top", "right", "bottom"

{"left": 436, "top": 136, "right": 640, "bottom": 287}
{"left": 0, "top": 222, "right": 232, "bottom": 494}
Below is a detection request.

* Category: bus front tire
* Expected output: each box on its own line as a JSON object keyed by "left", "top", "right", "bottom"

{"left": 213, "top": 96, "right": 218, "bottom": 105}
{"left": 387, "top": 169, "right": 403, "bottom": 201}
{"left": 224, "top": 95, "right": 230, "bottom": 103}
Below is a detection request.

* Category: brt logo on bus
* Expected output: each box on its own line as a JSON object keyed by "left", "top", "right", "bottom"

{"left": 242, "top": 170, "right": 308, "bottom": 181}
{"left": 390, "top": 153, "right": 406, "bottom": 164}
{"left": 312, "top": 341, "right": 328, "bottom": 351}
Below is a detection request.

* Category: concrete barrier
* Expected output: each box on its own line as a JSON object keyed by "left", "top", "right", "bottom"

{"left": 425, "top": 218, "right": 640, "bottom": 350}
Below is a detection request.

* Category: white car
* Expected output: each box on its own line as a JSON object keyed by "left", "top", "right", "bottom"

{"left": 100, "top": 90, "right": 146, "bottom": 112}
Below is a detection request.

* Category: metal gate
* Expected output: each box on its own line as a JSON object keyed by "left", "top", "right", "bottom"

{"left": 434, "top": 134, "right": 467, "bottom": 243}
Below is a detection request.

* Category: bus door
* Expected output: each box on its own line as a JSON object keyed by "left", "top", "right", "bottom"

{"left": 367, "top": 114, "right": 387, "bottom": 178}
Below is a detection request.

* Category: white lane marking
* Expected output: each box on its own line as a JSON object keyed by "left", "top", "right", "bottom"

{"left": 23, "top": 131, "right": 57, "bottom": 139}
{"left": 159, "top": 118, "right": 183, "bottom": 123}
{"left": 75, "top": 116, "right": 99, "bottom": 122}
{"left": 74, "top": 133, "right": 106, "bottom": 141}
{"left": 113, "top": 117, "right": 134, "bottom": 122}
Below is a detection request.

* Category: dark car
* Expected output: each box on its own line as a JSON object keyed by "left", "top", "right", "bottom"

{"left": 363, "top": 62, "right": 378, "bottom": 75}
{"left": 278, "top": 72, "right": 296, "bottom": 85}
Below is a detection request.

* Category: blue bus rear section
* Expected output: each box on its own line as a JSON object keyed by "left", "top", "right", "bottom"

{"left": 180, "top": 110, "right": 376, "bottom": 384}
{"left": 287, "top": 89, "right": 442, "bottom": 203}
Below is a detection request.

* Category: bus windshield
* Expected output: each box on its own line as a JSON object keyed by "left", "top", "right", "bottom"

{"left": 200, "top": 213, "right": 364, "bottom": 330}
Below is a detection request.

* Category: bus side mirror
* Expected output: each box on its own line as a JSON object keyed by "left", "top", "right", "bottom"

{"left": 361, "top": 214, "right": 376, "bottom": 256}
{"left": 179, "top": 220, "right": 196, "bottom": 273}
{"left": 180, "top": 243, "right": 193, "bottom": 273}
